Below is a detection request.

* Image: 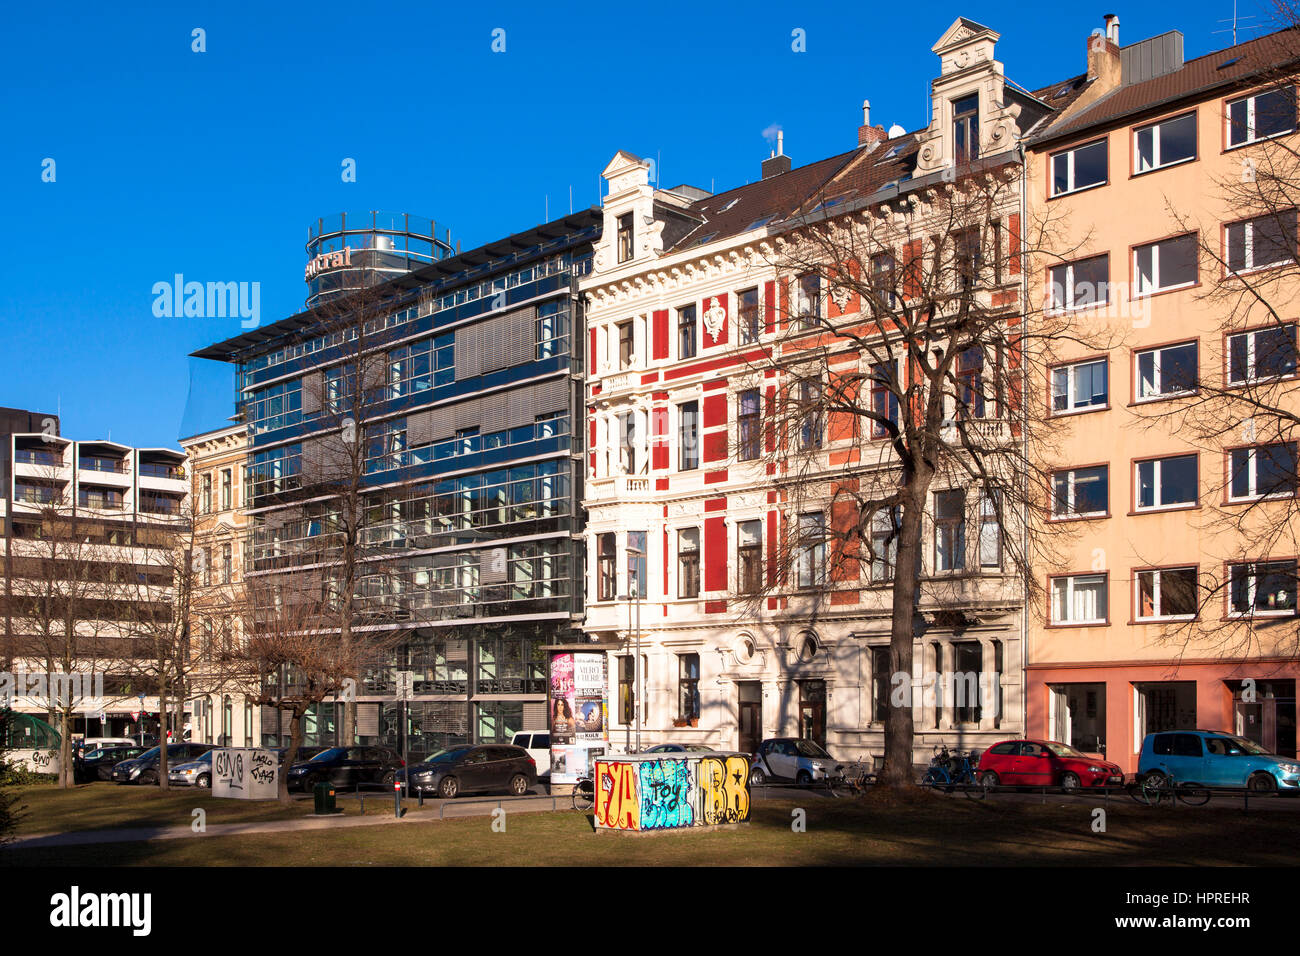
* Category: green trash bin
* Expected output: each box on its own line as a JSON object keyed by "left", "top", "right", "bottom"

{"left": 313, "top": 781, "right": 337, "bottom": 815}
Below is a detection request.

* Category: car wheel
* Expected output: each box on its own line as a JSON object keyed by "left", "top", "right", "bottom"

{"left": 439, "top": 776, "right": 459, "bottom": 799}
{"left": 795, "top": 770, "right": 813, "bottom": 787}
{"left": 1138, "top": 771, "right": 1169, "bottom": 805}
{"left": 139, "top": 770, "right": 157, "bottom": 786}
{"left": 509, "top": 774, "right": 529, "bottom": 796}
{"left": 197, "top": 774, "right": 211, "bottom": 789}
{"left": 381, "top": 771, "right": 396, "bottom": 787}
{"left": 749, "top": 766, "right": 766, "bottom": 787}
{"left": 1248, "top": 772, "right": 1277, "bottom": 793}
{"left": 303, "top": 773, "right": 323, "bottom": 793}
{"left": 980, "top": 771, "right": 999, "bottom": 789}
{"left": 1060, "top": 772, "right": 1081, "bottom": 793}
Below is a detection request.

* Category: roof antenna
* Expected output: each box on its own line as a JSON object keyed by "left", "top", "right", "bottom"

{"left": 1214, "top": 0, "right": 1257, "bottom": 45}
{"left": 569, "top": 185, "right": 573, "bottom": 215}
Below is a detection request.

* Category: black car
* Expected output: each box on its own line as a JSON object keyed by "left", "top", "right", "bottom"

{"left": 111, "top": 743, "right": 215, "bottom": 784}
{"left": 397, "top": 745, "right": 537, "bottom": 798}
{"left": 285, "top": 746, "right": 405, "bottom": 792}
{"left": 75, "top": 746, "right": 147, "bottom": 783}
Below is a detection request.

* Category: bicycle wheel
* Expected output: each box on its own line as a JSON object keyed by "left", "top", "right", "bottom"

{"left": 1176, "top": 782, "right": 1210, "bottom": 807}
{"left": 964, "top": 774, "right": 987, "bottom": 800}
{"left": 1137, "top": 772, "right": 1170, "bottom": 806}
{"left": 921, "top": 768, "right": 943, "bottom": 789}
{"left": 571, "top": 781, "right": 594, "bottom": 811}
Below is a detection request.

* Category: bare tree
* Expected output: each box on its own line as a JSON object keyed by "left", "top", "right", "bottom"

{"left": 733, "top": 166, "right": 1104, "bottom": 788}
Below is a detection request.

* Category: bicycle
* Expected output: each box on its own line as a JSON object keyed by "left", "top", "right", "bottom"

{"left": 922, "top": 744, "right": 986, "bottom": 799}
{"left": 831, "top": 756, "right": 876, "bottom": 797}
{"left": 1129, "top": 771, "right": 1210, "bottom": 807}
{"left": 571, "top": 775, "right": 594, "bottom": 811}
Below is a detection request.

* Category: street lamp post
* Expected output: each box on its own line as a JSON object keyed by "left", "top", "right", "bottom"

{"left": 622, "top": 544, "right": 645, "bottom": 754}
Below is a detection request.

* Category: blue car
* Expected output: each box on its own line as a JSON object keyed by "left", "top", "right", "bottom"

{"left": 1138, "top": 730, "right": 1300, "bottom": 793}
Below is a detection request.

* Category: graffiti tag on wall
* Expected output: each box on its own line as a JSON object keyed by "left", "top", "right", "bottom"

{"left": 699, "top": 755, "right": 750, "bottom": 825}
{"left": 638, "top": 759, "right": 694, "bottom": 829}
{"left": 594, "top": 759, "right": 640, "bottom": 830}
{"left": 593, "top": 754, "right": 751, "bottom": 831}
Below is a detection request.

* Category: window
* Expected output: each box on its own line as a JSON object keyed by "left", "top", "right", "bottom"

{"left": 1051, "top": 574, "right": 1108, "bottom": 624}
{"left": 201, "top": 473, "right": 212, "bottom": 514}
{"left": 870, "top": 253, "right": 897, "bottom": 308}
{"left": 597, "top": 533, "right": 616, "bottom": 601}
{"left": 365, "top": 418, "right": 407, "bottom": 473}
{"left": 1227, "top": 87, "right": 1296, "bottom": 148}
{"left": 1134, "top": 234, "right": 1198, "bottom": 294}
{"left": 222, "top": 543, "right": 233, "bottom": 584}
{"left": 738, "top": 389, "right": 761, "bottom": 460}
{"left": 627, "top": 531, "right": 647, "bottom": 598}
{"left": 738, "top": 520, "right": 763, "bottom": 594}
{"left": 870, "top": 507, "right": 899, "bottom": 583}
{"left": 1050, "top": 139, "right": 1108, "bottom": 195}
{"left": 798, "top": 379, "right": 823, "bottom": 449}
{"left": 954, "top": 642, "right": 983, "bottom": 724}
{"left": 870, "top": 361, "right": 899, "bottom": 438}
{"left": 678, "top": 528, "right": 700, "bottom": 598}
{"left": 1052, "top": 358, "right": 1108, "bottom": 414}
{"left": 1053, "top": 465, "right": 1108, "bottom": 518}
{"left": 1228, "top": 325, "right": 1298, "bottom": 384}
{"left": 618, "top": 656, "right": 635, "bottom": 723}
{"left": 387, "top": 339, "right": 433, "bottom": 397}
{"left": 679, "top": 401, "right": 699, "bottom": 470}
{"left": 678, "top": 304, "right": 697, "bottom": 359}
{"left": 1136, "top": 567, "right": 1198, "bottom": 620}
{"left": 617, "top": 213, "right": 634, "bottom": 263}
{"left": 953, "top": 93, "right": 980, "bottom": 165}
{"left": 796, "top": 513, "right": 825, "bottom": 588}
{"left": 738, "top": 287, "right": 760, "bottom": 344}
{"left": 979, "top": 492, "right": 1002, "bottom": 569}
{"left": 795, "top": 274, "right": 822, "bottom": 329}
{"left": 536, "top": 300, "right": 567, "bottom": 360}
{"left": 1230, "top": 560, "right": 1297, "bottom": 616}
{"left": 617, "top": 411, "right": 637, "bottom": 475}
{"left": 871, "top": 646, "right": 891, "bottom": 722}
{"left": 1135, "top": 342, "right": 1198, "bottom": 401}
{"left": 221, "top": 469, "right": 233, "bottom": 510}
{"left": 617, "top": 321, "right": 634, "bottom": 369}
{"left": 678, "top": 654, "right": 700, "bottom": 721}
{"left": 934, "top": 490, "right": 966, "bottom": 572}
{"left": 1226, "top": 211, "right": 1297, "bottom": 273}
{"left": 1136, "top": 454, "right": 1198, "bottom": 510}
{"left": 201, "top": 547, "right": 212, "bottom": 587}
{"left": 1134, "top": 112, "right": 1197, "bottom": 173}
{"left": 956, "top": 347, "right": 989, "bottom": 419}
{"left": 1229, "top": 442, "right": 1298, "bottom": 500}
{"left": 954, "top": 228, "right": 982, "bottom": 288}
{"left": 1049, "top": 255, "right": 1109, "bottom": 311}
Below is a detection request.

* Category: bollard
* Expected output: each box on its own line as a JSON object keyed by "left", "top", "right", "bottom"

{"left": 394, "top": 780, "right": 403, "bottom": 818}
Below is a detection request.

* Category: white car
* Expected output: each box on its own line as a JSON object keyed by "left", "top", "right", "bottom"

{"left": 750, "top": 738, "right": 844, "bottom": 786}
{"left": 510, "top": 732, "right": 552, "bottom": 777}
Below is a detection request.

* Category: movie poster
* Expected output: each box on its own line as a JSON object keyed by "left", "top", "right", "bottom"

{"left": 549, "top": 652, "right": 576, "bottom": 744}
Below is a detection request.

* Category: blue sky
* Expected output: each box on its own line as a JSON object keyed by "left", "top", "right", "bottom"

{"left": 0, "top": 0, "right": 1272, "bottom": 447}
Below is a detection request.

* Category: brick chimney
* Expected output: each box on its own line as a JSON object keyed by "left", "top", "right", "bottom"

{"left": 762, "top": 130, "right": 792, "bottom": 179}
{"left": 1052, "top": 20, "right": 1123, "bottom": 126}
{"left": 858, "top": 100, "right": 888, "bottom": 147}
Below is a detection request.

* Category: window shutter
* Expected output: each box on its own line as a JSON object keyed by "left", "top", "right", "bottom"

{"left": 523, "top": 701, "right": 546, "bottom": 730}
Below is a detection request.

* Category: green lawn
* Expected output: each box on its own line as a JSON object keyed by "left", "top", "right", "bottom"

{"left": 3, "top": 788, "right": 1297, "bottom": 866}
{"left": 4, "top": 780, "right": 393, "bottom": 837}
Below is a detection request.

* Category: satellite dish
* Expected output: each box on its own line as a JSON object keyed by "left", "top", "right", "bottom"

{"left": 887, "top": 124, "right": 906, "bottom": 138}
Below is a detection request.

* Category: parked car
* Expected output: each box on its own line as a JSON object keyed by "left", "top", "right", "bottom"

{"left": 510, "top": 732, "right": 552, "bottom": 777}
{"left": 749, "top": 738, "right": 842, "bottom": 786}
{"left": 977, "top": 739, "right": 1123, "bottom": 790}
{"left": 75, "top": 745, "right": 147, "bottom": 782}
{"left": 76, "top": 736, "right": 136, "bottom": 757}
{"left": 111, "top": 743, "right": 214, "bottom": 784}
{"left": 168, "top": 750, "right": 214, "bottom": 788}
{"left": 285, "top": 746, "right": 405, "bottom": 792}
{"left": 271, "top": 745, "right": 328, "bottom": 765}
{"left": 397, "top": 745, "right": 536, "bottom": 798}
{"left": 642, "top": 743, "right": 716, "bottom": 754}
{"left": 1138, "top": 730, "right": 1300, "bottom": 793}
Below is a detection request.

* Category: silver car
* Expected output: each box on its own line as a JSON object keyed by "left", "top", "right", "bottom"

{"left": 167, "top": 750, "right": 213, "bottom": 788}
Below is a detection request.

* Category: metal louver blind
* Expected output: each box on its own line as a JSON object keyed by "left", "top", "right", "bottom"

{"left": 357, "top": 703, "right": 380, "bottom": 737}
{"left": 446, "top": 639, "right": 468, "bottom": 663}
{"left": 522, "top": 701, "right": 546, "bottom": 731}
{"left": 536, "top": 377, "right": 569, "bottom": 416}
{"left": 505, "top": 306, "right": 537, "bottom": 367}
{"left": 480, "top": 392, "right": 510, "bottom": 432}
{"left": 455, "top": 324, "right": 481, "bottom": 380}
{"left": 261, "top": 705, "right": 278, "bottom": 734}
{"left": 407, "top": 409, "right": 435, "bottom": 446}
{"left": 300, "top": 372, "right": 323, "bottom": 415}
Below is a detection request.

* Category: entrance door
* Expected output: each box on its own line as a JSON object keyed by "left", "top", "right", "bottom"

{"left": 798, "top": 680, "right": 826, "bottom": 747}
{"left": 738, "top": 682, "right": 762, "bottom": 754}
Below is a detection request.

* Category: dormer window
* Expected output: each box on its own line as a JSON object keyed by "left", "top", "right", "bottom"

{"left": 953, "top": 94, "right": 980, "bottom": 165}
{"left": 617, "top": 213, "right": 634, "bottom": 263}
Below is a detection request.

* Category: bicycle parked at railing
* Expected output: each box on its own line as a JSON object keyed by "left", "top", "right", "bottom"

{"left": 571, "top": 775, "right": 595, "bottom": 811}
{"left": 1128, "top": 772, "right": 1210, "bottom": 807}
{"left": 830, "top": 755, "right": 876, "bottom": 797}
{"left": 922, "top": 745, "right": 985, "bottom": 799}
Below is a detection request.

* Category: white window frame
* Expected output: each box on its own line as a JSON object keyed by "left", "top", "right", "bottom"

{"left": 1051, "top": 358, "right": 1108, "bottom": 415}
{"left": 1134, "top": 341, "right": 1198, "bottom": 402}
{"left": 1051, "top": 574, "right": 1108, "bottom": 625}
{"left": 1133, "top": 112, "right": 1197, "bottom": 174}
{"left": 1048, "top": 256, "right": 1110, "bottom": 312}
{"left": 1050, "top": 139, "right": 1108, "bottom": 196}
{"left": 1225, "top": 213, "right": 1297, "bottom": 275}
{"left": 1227, "top": 325, "right": 1298, "bottom": 385}
{"left": 1134, "top": 235, "right": 1198, "bottom": 295}
{"left": 1135, "top": 454, "right": 1198, "bottom": 511}
{"left": 1052, "top": 465, "right": 1109, "bottom": 518}
{"left": 1226, "top": 87, "right": 1297, "bottom": 149}
{"left": 1228, "top": 442, "right": 1298, "bottom": 501}
{"left": 1135, "top": 567, "right": 1199, "bottom": 621}
{"left": 1229, "top": 561, "right": 1298, "bottom": 618}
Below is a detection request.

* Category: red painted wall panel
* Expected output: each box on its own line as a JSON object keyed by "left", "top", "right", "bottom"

{"left": 704, "top": 514, "right": 727, "bottom": 592}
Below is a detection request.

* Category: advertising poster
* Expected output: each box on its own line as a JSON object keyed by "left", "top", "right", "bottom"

{"left": 549, "top": 650, "right": 609, "bottom": 784}
{"left": 549, "top": 652, "right": 576, "bottom": 744}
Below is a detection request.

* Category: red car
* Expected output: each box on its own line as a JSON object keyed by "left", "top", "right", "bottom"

{"left": 976, "top": 739, "right": 1123, "bottom": 790}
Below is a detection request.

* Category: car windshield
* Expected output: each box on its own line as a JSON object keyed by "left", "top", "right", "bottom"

{"left": 794, "top": 740, "right": 831, "bottom": 758}
{"left": 137, "top": 747, "right": 161, "bottom": 761}
{"left": 1044, "top": 742, "right": 1086, "bottom": 758}
{"left": 309, "top": 748, "right": 347, "bottom": 762}
{"left": 1208, "top": 736, "right": 1271, "bottom": 756}
{"left": 424, "top": 748, "right": 471, "bottom": 764}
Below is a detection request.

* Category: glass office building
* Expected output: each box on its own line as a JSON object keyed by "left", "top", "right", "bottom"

{"left": 195, "top": 210, "right": 600, "bottom": 761}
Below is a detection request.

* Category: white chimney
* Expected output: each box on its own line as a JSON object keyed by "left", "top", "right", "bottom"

{"left": 777, "top": 130, "right": 784, "bottom": 156}
{"left": 1105, "top": 13, "right": 1120, "bottom": 45}
{"left": 862, "top": 99, "right": 871, "bottom": 125}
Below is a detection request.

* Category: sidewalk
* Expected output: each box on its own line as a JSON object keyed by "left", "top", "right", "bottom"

{"left": 5, "top": 793, "right": 568, "bottom": 850}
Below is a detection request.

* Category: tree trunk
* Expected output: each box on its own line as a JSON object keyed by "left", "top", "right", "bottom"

{"left": 57, "top": 708, "right": 72, "bottom": 788}
{"left": 278, "top": 708, "right": 305, "bottom": 805}
{"left": 157, "top": 673, "right": 170, "bottom": 791}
